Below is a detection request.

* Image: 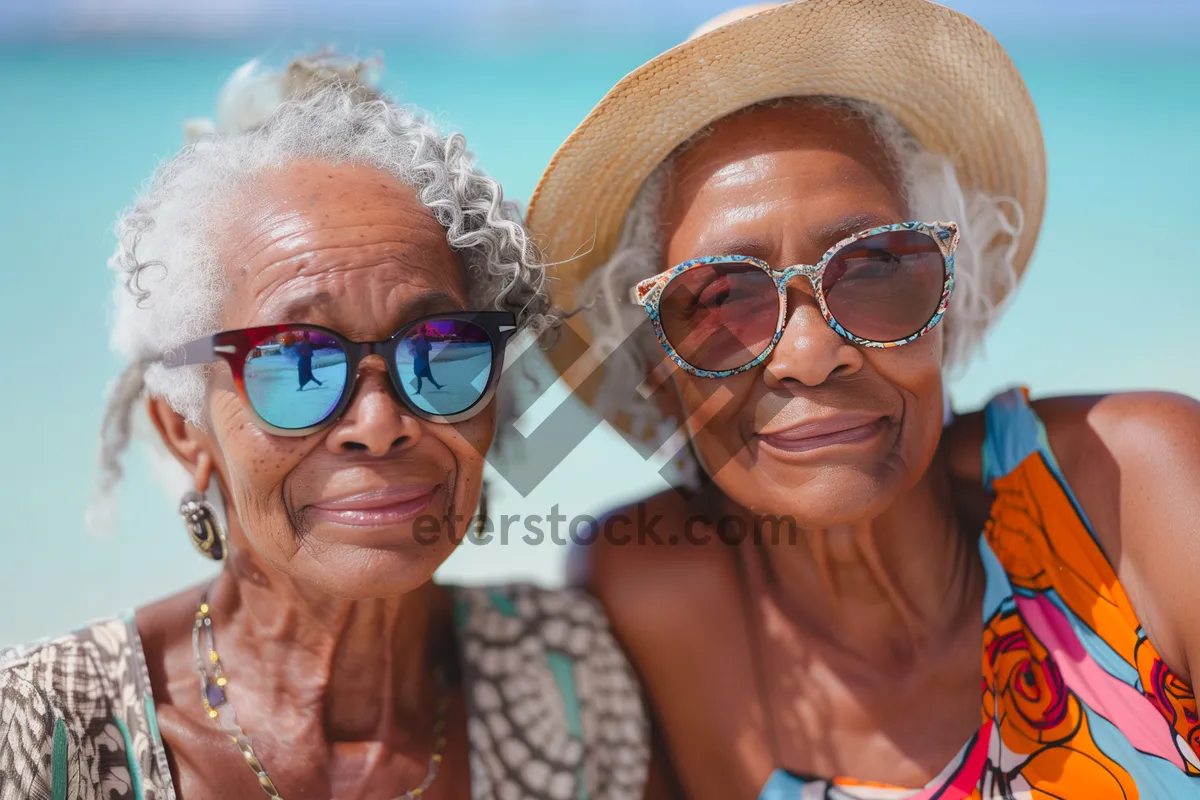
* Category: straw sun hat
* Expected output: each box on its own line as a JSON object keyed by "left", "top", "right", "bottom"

{"left": 526, "top": 0, "right": 1046, "bottom": 430}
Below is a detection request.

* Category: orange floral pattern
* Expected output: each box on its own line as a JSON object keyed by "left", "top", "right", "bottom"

{"left": 983, "top": 608, "right": 1080, "bottom": 748}
{"left": 981, "top": 606, "right": 1138, "bottom": 797}
{"left": 1137, "top": 637, "right": 1200, "bottom": 775}
{"left": 761, "top": 389, "right": 1200, "bottom": 800}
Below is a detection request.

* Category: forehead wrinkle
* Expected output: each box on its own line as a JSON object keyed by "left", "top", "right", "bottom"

{"left": 667, "top": 103, "right": 903, "bottom": 212}
{"left": 270, "top": 286, "right": 461, "bottom": 332}
{"left": 249, "top": 251, "right": 463, "bottom": 317}
{"left": 215, "top": 160, "right": 467, "bottom": 331}
{"left": 705, "top": 154, "right": 783, "bottom": 190}
{"left": 221, "top": 167, "right": 448, "bottom": 271}
{"left": 247, "top": 245, "right": 429, "bottom": 294}
{"left": 230, "top": 211, "right": 460, "bottom": 298}
{"left": 228, "top": 216, "right": 448, "bottom": 272}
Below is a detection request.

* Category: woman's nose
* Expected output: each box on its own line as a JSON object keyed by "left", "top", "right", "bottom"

{"left": 324, "top": 358, "right": 422, "bottom": 456}
{"left": 763, "top": 285, "right": 863, "bottom": 388}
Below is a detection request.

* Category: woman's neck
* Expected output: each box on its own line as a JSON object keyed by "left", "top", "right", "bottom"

{"left": 729, "top": 451, "right": 984, "bottom": 669}
{"left": 206, "top": 557, "right": 453, "bottom": 744}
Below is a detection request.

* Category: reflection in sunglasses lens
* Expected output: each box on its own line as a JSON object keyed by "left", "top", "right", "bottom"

{"left": 659, "top": 262, "right": 779, "bottom": 372}
{"left": 243, "top": 330, "right": 349, "bottom": 430}
{"left": 395, "top": 320, "right": 494, "bottom": 417}
{"left": 822, "top": 230, "right": 946, "bottom": 343}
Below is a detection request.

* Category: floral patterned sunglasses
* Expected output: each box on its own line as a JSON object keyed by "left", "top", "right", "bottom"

{"left": 630, "top": 221, "right": 959, "bottom": 378}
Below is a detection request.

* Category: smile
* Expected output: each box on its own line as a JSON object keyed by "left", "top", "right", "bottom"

{"left": 756, "top": 414, "right": 890, "bottom": 455}
{"left": 307, "top": 485, "right": 440, "bottom": 527}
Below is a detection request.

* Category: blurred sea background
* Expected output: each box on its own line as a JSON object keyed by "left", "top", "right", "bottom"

{"left": 2, "top": 0, "right": 1198, "bottom": 646}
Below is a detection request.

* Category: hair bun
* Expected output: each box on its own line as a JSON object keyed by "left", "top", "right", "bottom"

{"left": 183, "top": 49, "right": 383, "bottom": 144}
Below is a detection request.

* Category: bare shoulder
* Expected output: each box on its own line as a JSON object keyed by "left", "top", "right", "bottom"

{"left": 1030, "top": 391, "right": 1200, "bottom": 466}
{"left": 568, "top": 488, "right": 735, "bottom": 641}
{"left": 945, "top": 390, "right": 1200, "bottom": 526}
{"left": 1034, "top": 390, "right": 1200, "bottom": 455}
{"left": 1030, "top": 391, "right": 1200, "bottom": 540}
{"left": 1035, "top": 391, "right": 1200, "bottom": 681}
{"left": 943, "top": 390, "right": 1200, "bottom": 680}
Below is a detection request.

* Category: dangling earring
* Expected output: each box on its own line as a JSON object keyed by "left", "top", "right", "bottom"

{"left": 180, "top": 490, "right": 228, "bottom": 561}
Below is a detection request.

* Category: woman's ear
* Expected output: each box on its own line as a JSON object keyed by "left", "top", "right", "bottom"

{"left": 146, "top": 395, "right": 216, "bottom": 492}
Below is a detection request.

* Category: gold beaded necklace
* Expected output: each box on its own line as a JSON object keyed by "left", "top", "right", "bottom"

{"left": 192, "top": 594, "right": 450, "bottom": 799}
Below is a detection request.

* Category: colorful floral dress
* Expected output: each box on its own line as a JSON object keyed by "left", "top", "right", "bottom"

{"left": 761, "top": 388, "right": 1200, "bottom": 799}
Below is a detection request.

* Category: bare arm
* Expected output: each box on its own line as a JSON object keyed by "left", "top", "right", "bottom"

{"left": 573, "top": 498, "right": 697, "bottom": 799}
{"left": 1040, "top": 391, "right": 1200, "bottom": 683}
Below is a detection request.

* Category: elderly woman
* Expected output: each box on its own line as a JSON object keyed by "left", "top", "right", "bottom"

{"left": 529, "top": 2, "right": 1200, "bottom": 798}
{"left": 0, "top": 55, "right": 651, "bottom": 799}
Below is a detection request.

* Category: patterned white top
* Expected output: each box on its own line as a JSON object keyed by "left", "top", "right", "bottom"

{"left": 0, "top": 584, "right": 649, "bottom": 800}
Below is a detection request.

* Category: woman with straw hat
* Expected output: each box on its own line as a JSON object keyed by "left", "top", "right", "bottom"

{"left": 529, "top": 1, "right": 1200, "bottom": 797}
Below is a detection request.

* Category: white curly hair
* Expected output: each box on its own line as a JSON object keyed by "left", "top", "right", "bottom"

{"left": 94, "top": 51, "right": 554, "bottom": 525}
{"left": 576, "top": 96, "right": 1025, "bottom": 440}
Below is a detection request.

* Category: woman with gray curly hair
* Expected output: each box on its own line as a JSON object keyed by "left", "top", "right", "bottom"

{"left": 530, "top": 2, "right": 1200, "bottom": 799}
{"left": 0, "top": 54, "right": 651, "bottom": 799}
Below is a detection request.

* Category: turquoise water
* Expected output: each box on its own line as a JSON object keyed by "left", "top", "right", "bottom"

{"left": 1, "top": 41, "right": 1198, "bottom": 646}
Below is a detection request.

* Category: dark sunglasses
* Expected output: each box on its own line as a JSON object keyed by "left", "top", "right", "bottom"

{"left": 162, "top": 312, "right": 517, "bottom": 435}
{"left": 631, "top": 221, "right": 959, "bottom": 377}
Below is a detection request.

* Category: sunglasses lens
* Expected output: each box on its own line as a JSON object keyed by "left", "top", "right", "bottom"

{"left": 822, "top": 230, "right": 947, "bottom": 342}
{"left": 659, "top": 262, "right": 779, "bottom": 372}
{"left": 395, "top": 320, "right": 494, "bottom": 417}
{"left": 243, "top": 330, "right": 349, "bottom": 431}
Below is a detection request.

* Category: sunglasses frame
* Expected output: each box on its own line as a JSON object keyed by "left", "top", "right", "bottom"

{"left": 630, "top": 220, "right": 960, "bottom": 378}
{"left": 161, "top": 311, "right": 518, "bottom": 436}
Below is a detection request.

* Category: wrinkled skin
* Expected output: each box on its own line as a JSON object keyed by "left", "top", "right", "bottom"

{"left": 662, "top": 103, "right": 947, "bottom": 527}
{"left": 578, "top": 102, "right": 1200, "bottom": 799}
{"left": 141, "top": 163, "right": 486, "bottom": 799}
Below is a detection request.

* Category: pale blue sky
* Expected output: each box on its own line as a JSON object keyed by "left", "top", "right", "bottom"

{"left": 3, "top": 0, "right": 1200, "bottom": 43}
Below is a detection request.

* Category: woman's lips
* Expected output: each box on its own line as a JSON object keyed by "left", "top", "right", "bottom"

{"left": 307, "top": 486, "right": 439, "bottom": 527}
{"left": 757, "top": 414, "right": 889, "bottom": 454}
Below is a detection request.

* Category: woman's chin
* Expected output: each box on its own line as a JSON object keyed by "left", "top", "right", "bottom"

{"left": 302, "top": 517, "right": 444, "bottom": 552}
{"left": 285, "top": 537, "right": 458, "bottom": 599}
{"left": 720, "top": 465, "right": 906, "bottom": 528}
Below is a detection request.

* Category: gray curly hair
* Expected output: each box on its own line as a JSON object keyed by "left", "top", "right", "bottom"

{"left": 94, "top": 52, "right": 554, "bottom": 524}
{"left": 577, "top": 97, "right": 1025, "bottom": 439}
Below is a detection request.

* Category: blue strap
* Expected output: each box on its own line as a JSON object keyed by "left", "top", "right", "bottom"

{"left": 545, "top": 651, "right": 588, "bottom": 799}
{"left": 980, "top": 387, "right": 1058, "bottom": 489}
{"left": 979, "top": 387, "right": 1101, "bottom": 547}
{"left": 114, "top": 716, "right": 145, "bottom": 800}
{"left": 759, "top": 769, "right": 806, "bottom": 799}
{"left": 50, "top": 717, "right": 67, "bottom": 800}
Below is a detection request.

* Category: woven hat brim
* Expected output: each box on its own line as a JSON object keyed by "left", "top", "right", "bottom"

{"left": 527, "top": 0, "right": 1046, "bottom": 430}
